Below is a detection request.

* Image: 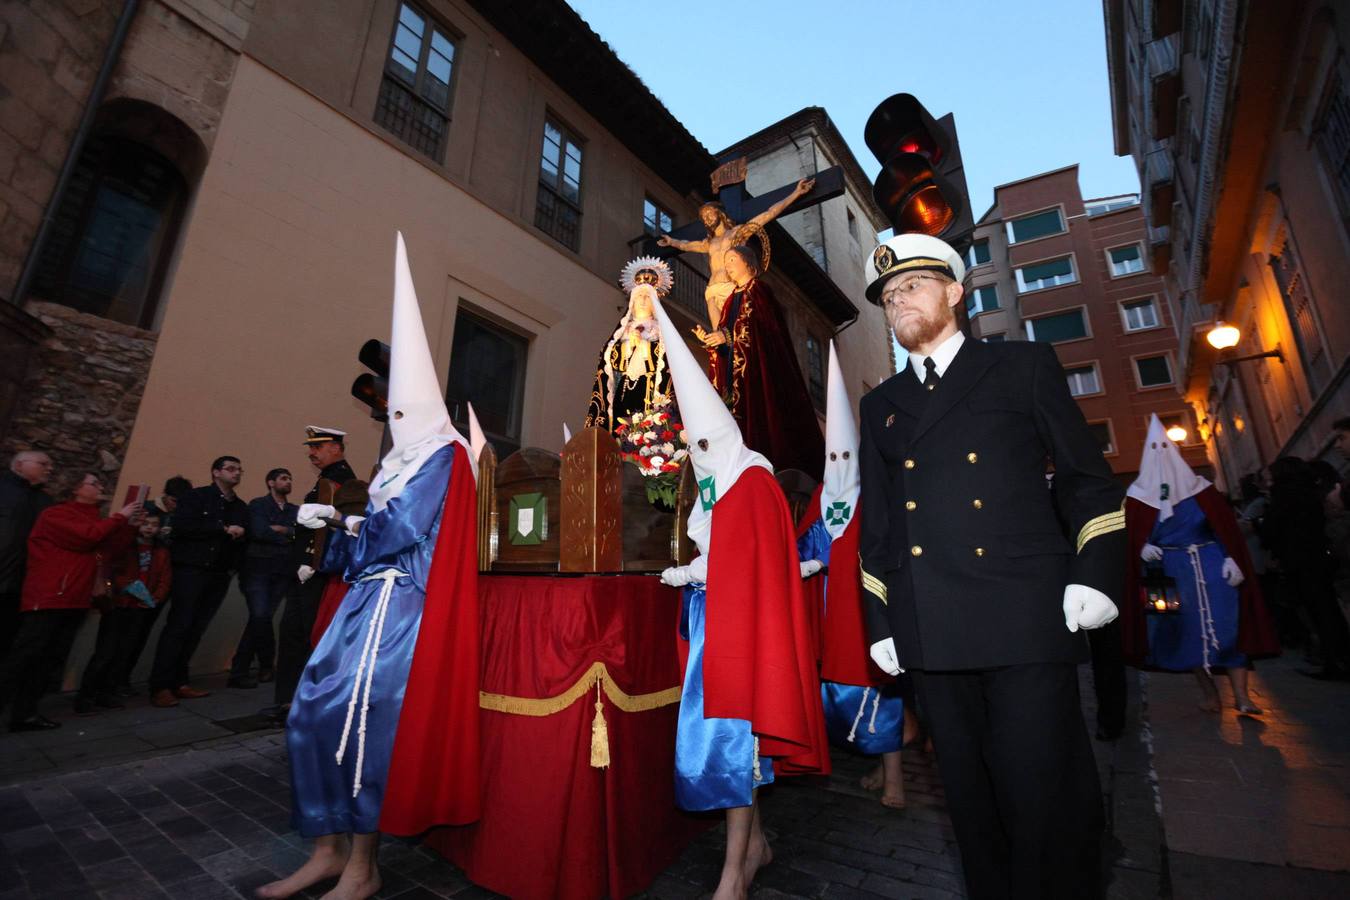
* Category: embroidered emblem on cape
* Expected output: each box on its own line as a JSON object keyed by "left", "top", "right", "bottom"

{"left": 825, "top": 501, "right": 852, "bottom": 527}
{"left": 1160, "top": 483, "right": 1170, "bottom": 500}
{"left": 697, "top": 474, "right": 717, "bottom": 511}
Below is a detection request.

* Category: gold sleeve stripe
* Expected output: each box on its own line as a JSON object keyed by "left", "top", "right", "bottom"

{"left": 861, "top": 569, "right": 888, "bottom": 606}
{"left": 1077, "top": 507, "right": 1126, "bottom": 553}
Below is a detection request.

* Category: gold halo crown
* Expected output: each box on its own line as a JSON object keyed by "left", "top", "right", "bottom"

{"left": 730, "top": 221, "right": 772, "bottom": 274}
{"left": 619, "top": 255, "right": 674, "bottom": 296}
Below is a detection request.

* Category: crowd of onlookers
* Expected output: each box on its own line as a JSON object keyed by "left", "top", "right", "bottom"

{"left": 0, "top": 436, "right": 353, "bottom": 732}
{"left": 1233, "top": 416, "right": 1350, "bottom": 681}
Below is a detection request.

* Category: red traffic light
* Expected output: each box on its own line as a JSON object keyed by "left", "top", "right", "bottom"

{"left": 864, "top": 93, "right": 972, "bottom": 246}
{"left": 864, "top": 94, "right": 948, "bottom": 168}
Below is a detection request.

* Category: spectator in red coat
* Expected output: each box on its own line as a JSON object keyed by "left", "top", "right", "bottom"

{"left": 76, "top": 509, "right": 171, "bottom": 714}
{"left": 0, "top": 472, "right": 140, "bottom": 731}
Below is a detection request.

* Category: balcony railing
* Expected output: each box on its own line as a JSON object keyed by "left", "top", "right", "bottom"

{"left": 1143, "top": 145, "right": 1175, "bottom": 225}
{"left": 626, "top": 235, "right": 711, "bottom": 324}
{"left": 374, "top": 75, "right": 448, "bottom": 162}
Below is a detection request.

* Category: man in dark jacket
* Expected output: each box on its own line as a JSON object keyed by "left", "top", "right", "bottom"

{"left": 148, "top": 456, "right": 248, "bottom": 707}
{"left": 858, "top": 235, "right": 1125, "bottom": 900}
{"left": 228, "top": 468, "right": 297, "bottom": 688}
{"left": 0, "top": 451, "right": 54, "bottom": 657}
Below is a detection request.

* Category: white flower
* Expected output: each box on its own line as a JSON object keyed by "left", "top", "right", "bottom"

{"left": 649, "top": 455, "right": 666, "bottom": 468}
{"left": 661, "top": 442, "right": 675, "bottom": 455}
{"left": 644, "top": 431, "right": 659, "bottom": 442}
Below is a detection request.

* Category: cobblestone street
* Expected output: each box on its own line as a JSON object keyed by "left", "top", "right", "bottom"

{"left": 1, "top": 658, "right": 1346, "bottom": 899}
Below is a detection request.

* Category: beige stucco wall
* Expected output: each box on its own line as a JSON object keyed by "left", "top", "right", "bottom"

{"left": 87, "top": 54, "right": 639, "bottom": 683}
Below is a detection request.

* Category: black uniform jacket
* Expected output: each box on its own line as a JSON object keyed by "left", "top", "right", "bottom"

{"left": 858, "top": 338, "right": 1126, "bottom": 671}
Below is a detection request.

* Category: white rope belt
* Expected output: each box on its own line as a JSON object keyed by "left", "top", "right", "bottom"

{"left": 846, "top": 687, "right": 883, "bottom": 743}
{"left": 335, "top": 568, "right": 405, "bottom": 797}
{"left": 1184, "top": 545, "right": 1221, "bottom": 673}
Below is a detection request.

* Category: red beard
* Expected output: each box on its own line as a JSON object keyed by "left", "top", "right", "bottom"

{"left": 893, "top": 306, "right": 954, "bottom": 348}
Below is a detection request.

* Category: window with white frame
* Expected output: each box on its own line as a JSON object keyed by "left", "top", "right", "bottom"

{"left": 1085, "top": 196, "right": 1138, "bottom": 216}
{"left": 1006, "top": 208, "right": 1065, "bottom": 243}
{"left": 1025, "top": 308, "right": 1088, "bottom": 343}
{"left": 1108, "top": 244, "right": 1145, "bottom": 276}
{"left": 966, "top": 239, "right": 991, "bottom": 267}
{"left": 642, "top": 197, "right": 673, "bottom": 236}
{"left": 965, "top": 284, "right": 999, "bottom": 316}
{"left": 1015, "top": 255, "right": 1077, "bottom": 292}
{"left": 1121, "top": 297, "right": 1160, "bottom": 331}
{"left": 1087, "top": 420, "right": 1115, "bottom": 455}
{"left": 1064, "top": 364, "right": 1101, "bottom": 397}
{"left": 1134, "top": 354, "right": 1173, "bottom": 388}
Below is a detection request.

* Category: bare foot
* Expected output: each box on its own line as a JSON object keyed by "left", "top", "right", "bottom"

{"left": 255, "top": 843, "right": 349, "bottom": 898}
{"left": 880, "top": 786, "right": 906, "bottom": 809}
{"left": 742, "top": 834, "right": 772, "bottom": 884}
{"left": 1234, "top": 700, "right": 1263, "bottom": 715}
{"left": 318, "top": 863, "right": 381, "bottom": 900}
{"left": 1197, "top": 697, "right": 1220, "bottom": 713}
{"left": 859, "top": 764, "right": 884, "bottom": 792}
{"left": 711, "top": 870, "right": 749, "bottom": 900}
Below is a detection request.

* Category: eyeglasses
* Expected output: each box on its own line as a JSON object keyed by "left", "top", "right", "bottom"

{"left": 880, "top": 274, "right": 947, "bottom": 307}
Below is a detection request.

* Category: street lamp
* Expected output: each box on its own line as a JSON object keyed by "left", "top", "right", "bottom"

{"left": 1165, "top": 425, "right": 1188, "bottom": 442}
{"left": 1204, "top": 321, "right": 1285, "bottom": 366}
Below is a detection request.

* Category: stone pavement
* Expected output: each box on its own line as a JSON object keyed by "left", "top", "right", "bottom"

{"left": 0, "top": 660, "right": 1345, "bottom": 899}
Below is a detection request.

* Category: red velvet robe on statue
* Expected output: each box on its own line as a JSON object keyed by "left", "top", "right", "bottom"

{"left": 379, "top": 441, "right": 482, "bottom": 833}
{"left": 795, "top": 485, "right": 888, "bottom": 687}
{"left": 1119, "top": 486, "right": 1280, "bottom": 667}
{"left": 704, "top": 466, "right": 830, "bottom": 775}
{"left": 708, "top": 279, "right": 825, "bottom": 479}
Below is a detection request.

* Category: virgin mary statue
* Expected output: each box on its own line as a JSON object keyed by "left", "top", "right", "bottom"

{"left": 585, "top": 256, "right": 675, "bottom": 432}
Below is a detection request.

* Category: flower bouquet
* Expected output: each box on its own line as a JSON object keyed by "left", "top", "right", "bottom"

{"left": 614, "top": 397, "right": 687, "bottom": 511}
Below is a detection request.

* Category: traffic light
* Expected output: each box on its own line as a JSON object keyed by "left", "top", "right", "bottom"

{"left": 352, "top": 339, "right": 390, "bottom": 421}
{"left": 864, "top": 94, "right": 973, "bottom": 250}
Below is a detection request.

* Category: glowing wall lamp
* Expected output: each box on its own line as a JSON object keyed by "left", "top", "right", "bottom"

{"left": 1165, "top": 425, "right": 1188, "bottom": 442}
{"left": 1205, "top": 322, "right": 1284, "bottom": 366}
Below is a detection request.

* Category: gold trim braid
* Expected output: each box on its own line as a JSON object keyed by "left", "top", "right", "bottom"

{"left": 1076, "top": 506, "right": 1126, "bottom": 553}
{"left": 861, "top": 567, "right": 888, "bottom": 606}
{"left": 479, "top": 660, "right": 681, "bottom": 716}
{"left": 479, "top": 661, "right": 682, "bottom": 769}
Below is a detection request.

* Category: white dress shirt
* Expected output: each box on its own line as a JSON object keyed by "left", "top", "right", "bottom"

{"left": 908, "top": 330, "right": 966, "bottom": 382}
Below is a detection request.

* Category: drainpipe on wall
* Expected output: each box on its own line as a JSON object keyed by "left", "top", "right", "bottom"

{"left": 8, "top": 0, "right": 140, "bottom": 307}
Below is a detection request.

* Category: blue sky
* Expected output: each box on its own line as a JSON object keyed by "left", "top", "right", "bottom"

{"left": 565, "top": 0, "right": 1139, "bottom": 222}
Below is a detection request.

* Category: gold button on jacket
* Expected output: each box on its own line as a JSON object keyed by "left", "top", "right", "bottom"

{"left": 972, "top": 499, "right": 983, "bottom": 509}
{"left": 966, "top": 452, "right": 978, "bottom": 463}
{"left": 905, "top": 500, "right": 917, "bottom": 511}
{"left": 911, "top": 545, "right": 923, "bottom": 557}
{"left": 904, "top": 459, "right": 916, "bottom": 469}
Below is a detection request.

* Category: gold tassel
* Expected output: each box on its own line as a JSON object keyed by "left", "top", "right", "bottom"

{"left": 590, "top": 676, "right": 611, "bottom": 768}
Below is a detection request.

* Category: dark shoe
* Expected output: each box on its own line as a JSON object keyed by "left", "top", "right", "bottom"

{"left": 227, "top": 675, "right": 259, "bottom": 689}
{"left": 11, "top": 715, "right": 61, "bottom": 732}
{"left": 73, "top": 698, "right": 99, "bottom": 717}
{"left": 259, "top": 704, "right": 290, "bottom": 726}
{"left": 150, "top": 689, "right": 180, "bottom": 708}
{"left": 1095, "top": 727, "right": 1123, "bottom": 741}
{"left": 174, "top": 685, "right": 211, "bottom": 699}
{"left": 113, "top": 684, "right": 136, "bottom": 698}
{"left": 94, "top": 695, "right": 125, "bottom": 710}
{"left": 257, "top": 669, "right": 275, "bottom": 684}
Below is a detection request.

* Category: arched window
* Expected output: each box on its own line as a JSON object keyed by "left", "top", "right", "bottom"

{"left": 30, "top": 134, "right": 188, "bottom": 328}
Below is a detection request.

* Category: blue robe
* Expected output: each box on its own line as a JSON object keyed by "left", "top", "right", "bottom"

{"left": 798, "top": 519, "right": 903, "bottom": 755}
{"left": 287, "top": 444, "right": 454, "bottom": 837}
{"left": 1145, "top": 496, "right": 1245, "bottom": 671}
{"left": 675, "top": 582, "right": 774, "bottom": 811}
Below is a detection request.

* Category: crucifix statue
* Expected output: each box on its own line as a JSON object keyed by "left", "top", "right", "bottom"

{"left": 654, "top": 159, "right": 845, "bottom": 327}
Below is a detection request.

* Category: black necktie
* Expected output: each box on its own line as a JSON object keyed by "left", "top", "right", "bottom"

{"left": 923, "top": 357, "right": 940, "bottom": 391}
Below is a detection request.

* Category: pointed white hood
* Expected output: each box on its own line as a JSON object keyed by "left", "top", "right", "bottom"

{"left": 1126, "top": 414, "right": 1210, "bottom": 521}
{"left": 820, "top": 341, "right": 860, "bottom": 540}
{"left": 649, "top": 294, "right": 769, "bottom": 555}
{"left": 368, "top": 232, "right": 467, "bottom": 511}
{"left": 562, "top": 422, "right": 573, "bottom": 445}
{"left": 466, "top": 402, "right": 488, "bottom": 480}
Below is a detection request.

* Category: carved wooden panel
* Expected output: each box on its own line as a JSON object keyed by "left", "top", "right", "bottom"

{"left": 476, "top": 443, "right": 498, "bottom": 572}
{"left": 491, "top": 447, "right": 561, "bottom": 572}
{"left": 560, "top": 428, "right": 624, "bottom": 572}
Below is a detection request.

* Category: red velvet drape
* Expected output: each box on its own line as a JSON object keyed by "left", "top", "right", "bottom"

{"left": 425, "top": 574, "right": 709, "bottom": 900}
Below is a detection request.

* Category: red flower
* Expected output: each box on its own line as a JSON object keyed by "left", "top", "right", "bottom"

{"left": 661, "top": 430, "right": 674, "bottom": 441}
{"left": 672, "top": 422, "right": 684, "bottom": 430}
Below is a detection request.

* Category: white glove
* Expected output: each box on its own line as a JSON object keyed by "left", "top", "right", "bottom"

{"left": 1063, "top": 583, "right": 1118, "bottom": 632}
{"left": 297, "top": 503, "right": 337, "bottom": 529}
{"left": 1221, "top": 557, "right": 1245, "bottom": 587}
{"left": 660, "top": 554, "right": 708, "bottom": 587}
{"left": 297, "top": 564, "right": 315, "bottom": 584}
{"left": 869, "top": 638, "right": 903, "bottom": 676}
{"left": 799, "top": 559, "right": 823, "bottom": 578}
{"left": 1140, "top": 542, "right": 1163, "bottom": 562}
{"left": 344, "top": 516, "right": 365, "bottom": 537}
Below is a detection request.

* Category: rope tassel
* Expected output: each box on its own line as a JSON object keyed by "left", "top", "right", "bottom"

{"left": 590, "top": 676, "right": 611, "bottom": 769}
{"left": 335, "top": 569, "right": 403, "bottom": 798}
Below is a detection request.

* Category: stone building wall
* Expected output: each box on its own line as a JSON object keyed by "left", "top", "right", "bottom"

{"left": 1, "top": 301, "right": 157, "bottom": 489}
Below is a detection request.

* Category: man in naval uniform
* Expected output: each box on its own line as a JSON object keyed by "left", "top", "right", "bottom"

{"left": 857, "top": 234, "right": 1126, "bottom": 900}
{"left": 269, "top": 426, "right": 358, "bottom": 718}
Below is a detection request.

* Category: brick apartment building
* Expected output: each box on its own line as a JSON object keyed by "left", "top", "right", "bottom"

{"left": 0, "top": 0, "right": 891, "bottom": 680}
{"left": 1104, "top": 0, "right": 1350, "bottom": 487}
{"left": 962, "top": 164, "right": 1206, "bottom": 482}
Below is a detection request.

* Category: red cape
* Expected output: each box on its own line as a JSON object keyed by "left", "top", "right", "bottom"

{"left": 705, "top": 467, "right": 830, "bottom": 775}
{"left": 310, "top": 577, "right": 349, "bottom": 648}
{"left": 795, "top": 485, "right": 887, "bottom": 687}
{"left": 1119, "top": 486, "right": 1280, "bottom": 666}
{"left": 379, "top": 442, "right": 482, "bottom": 834}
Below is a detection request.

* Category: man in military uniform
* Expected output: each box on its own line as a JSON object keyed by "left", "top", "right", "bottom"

{"left": 857, "top": 234, "right": 1125, "bottom": 900}
{"left": 268, "top": 426, "right": 357, "bottom": 717}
